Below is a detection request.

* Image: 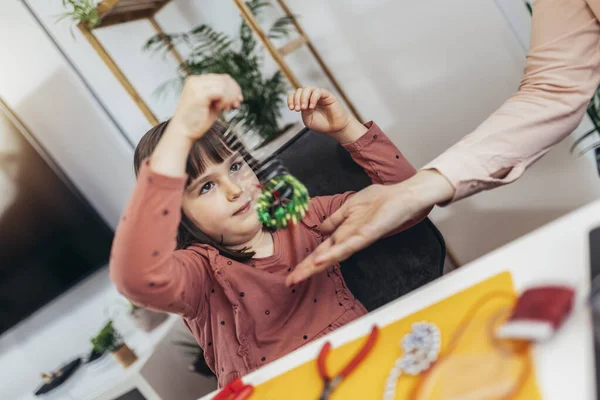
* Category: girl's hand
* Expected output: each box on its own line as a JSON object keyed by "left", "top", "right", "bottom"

{"left": 288, "top": 87, "right": 360, "bottom": 142}
{"left": 168, "top": 74, "right": 243, "bottom": 141}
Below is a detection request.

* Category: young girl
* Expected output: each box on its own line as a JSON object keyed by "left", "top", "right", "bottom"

{"left": 110, "top": 74, "right": 423, "bottom": 387}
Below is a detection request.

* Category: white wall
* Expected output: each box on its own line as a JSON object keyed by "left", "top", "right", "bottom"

{"left": 2, "top": 0, "right": 600, "bottom": 397}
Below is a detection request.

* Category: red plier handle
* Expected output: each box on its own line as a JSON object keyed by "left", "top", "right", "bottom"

{"left": 212, "top": 377, "right": 254, "bottom": 400}
{"left": 317, "top": 326, "right": 379, "bottom": 399}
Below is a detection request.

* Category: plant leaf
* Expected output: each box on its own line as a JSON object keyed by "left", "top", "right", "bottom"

{"left": 268, "top": 15, "right": 297, "bottom": 39}
{"left": 246, "top": 0, "right": 271, "bottom": 16}
{"left": 143, "top": 0, "right": 295, "bottom": 145}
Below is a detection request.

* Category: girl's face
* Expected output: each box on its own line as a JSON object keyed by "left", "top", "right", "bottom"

{"left": 182, "top": 151, "right": 262, "bottom": 247}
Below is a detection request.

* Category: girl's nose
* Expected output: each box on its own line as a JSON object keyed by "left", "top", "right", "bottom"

{"left": 224, "top": 178, "right": 243, "bottom": 202}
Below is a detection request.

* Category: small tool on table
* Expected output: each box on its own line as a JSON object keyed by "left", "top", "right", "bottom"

{"left": 212, "top": 377, "right": 254, "bottom": 400}
{"left": 317, "top": 325, "right": 379, "bottom": 400}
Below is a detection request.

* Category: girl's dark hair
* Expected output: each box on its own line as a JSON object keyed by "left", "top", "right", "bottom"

{"left": 134, "top": 119, "right": 255, "bottom": 261}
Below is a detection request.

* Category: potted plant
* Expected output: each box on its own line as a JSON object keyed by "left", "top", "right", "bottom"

{"left": 144, "top": 0, "right": 297, "bottom": 146}
{"left": 91, "top": 320, "right": 138, "bottom": 368}
{"left": 128, "top": 301, "right": 168, "bottom": 332}
{"left": 57, "top": 0, "right": 108, "bottom": 30}
{"left": 569, "top": 93, "right": 600, "bottom": 164}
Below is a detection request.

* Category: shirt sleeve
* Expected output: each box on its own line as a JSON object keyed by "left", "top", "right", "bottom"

{"left": 109, "top": 160, "right": 210, "bottom": 319}
{"left": 311, "top": 121, "right": 429, "bottom": 233}
{"left": 423, "top": 0, "right": 600, "bottom": 202}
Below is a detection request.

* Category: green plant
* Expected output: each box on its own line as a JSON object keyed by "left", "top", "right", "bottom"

{"left": 569, "top": 99, "right": 600, "bottom": 156}
{"left": 57, "top": 0, "right": 105, "bottom": 30}
{"left": 144, "top": 0, "right": 297, "bottom": 143}
{"left": 91, "top": 320, "right": 123, "bottom": 353}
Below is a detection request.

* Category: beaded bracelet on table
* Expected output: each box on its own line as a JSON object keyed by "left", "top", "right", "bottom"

{"left": 383, "top": 322, "right": 441, "bottom": 400}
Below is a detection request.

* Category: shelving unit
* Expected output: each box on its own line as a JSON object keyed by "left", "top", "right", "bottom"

{"left": 77, "top": 0, "right": 362, "bottom": 126}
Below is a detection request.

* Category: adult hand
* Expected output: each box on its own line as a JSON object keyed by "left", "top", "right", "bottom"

{"left": 285, "top": 170, "right": 455, "bottom": 287}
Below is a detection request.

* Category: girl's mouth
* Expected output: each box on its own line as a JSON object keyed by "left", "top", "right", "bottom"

{"left": 233, "top": 201, "right": 251, "bottom": 216}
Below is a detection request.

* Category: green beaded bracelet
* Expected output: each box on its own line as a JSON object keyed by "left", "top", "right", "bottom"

{"left": 256, "top": 174, "right": 309, "bottom": 230}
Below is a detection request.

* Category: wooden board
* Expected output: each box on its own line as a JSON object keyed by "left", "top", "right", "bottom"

{"left": 253, "top": 271, "right": 541, "bottom": 399}
{"left": 95, "top": 0, "right": 171, "bottom": 28}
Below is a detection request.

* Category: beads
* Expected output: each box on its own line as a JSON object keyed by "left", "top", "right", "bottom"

{"left": 256, "top": 174, "right": 309, "bottom": 230}
{"left": 382, "top": 322, "right": 441, "bottom": 400}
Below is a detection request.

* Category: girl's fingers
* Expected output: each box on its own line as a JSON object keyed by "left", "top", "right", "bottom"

{"left": 213, "top": 99, "right": 224, "bottom": 112}
{"left": 287, "top": 87, "right": 327, "bottom": 111}
{"left": 225, "top": 76, "right": 242, "bottom": 108}
{"left": 228, "top": 75, "right": 242, "bottom": 95}
{"left": 308, "top": 88, "right": 321, "bottom": 109}
{"left": 231, "top": 81, "right": 242, "bottom": 105}
{"left": 294, "top": 88, "right": 302, "bottom": 111}
{"left": 300, "top": 87, "right": 313, "bottom": 110}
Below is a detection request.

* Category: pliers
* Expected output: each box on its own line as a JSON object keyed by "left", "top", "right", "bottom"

{"left": 317, "top": 326, "right": 379, "bottom": 400}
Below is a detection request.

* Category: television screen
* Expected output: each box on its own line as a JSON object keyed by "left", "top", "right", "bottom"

{"left": 0, "top": 102, "right": 113, "bottom": 335}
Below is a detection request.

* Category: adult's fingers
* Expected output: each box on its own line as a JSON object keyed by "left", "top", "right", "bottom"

{"left": 314, "top": 234, "right": 370, "bottom": 267}
{"left": 285, "top": 238, "right": 334, "bottom": 287}
{"left": 319, "top": 205, "right": 348, "bottom": 235}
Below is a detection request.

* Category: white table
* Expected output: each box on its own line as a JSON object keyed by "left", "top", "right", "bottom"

{"left": 202, "top": 200, "right": 600, "bottom": 399}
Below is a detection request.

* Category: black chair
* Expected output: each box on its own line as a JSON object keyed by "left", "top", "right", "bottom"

{"left": 271, "top": 129, "right": 446, "bottom": 311}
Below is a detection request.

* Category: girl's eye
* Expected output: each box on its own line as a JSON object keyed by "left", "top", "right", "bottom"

{"left": 200, "top": 182, "right": 214, "bottom": 194}
{"left": 230, "top": 161, "right": 243, "bottom": 172}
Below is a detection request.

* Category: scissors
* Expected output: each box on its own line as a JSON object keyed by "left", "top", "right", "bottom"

{"left": 317, "top": 325, "right": 379, "bottom": 400}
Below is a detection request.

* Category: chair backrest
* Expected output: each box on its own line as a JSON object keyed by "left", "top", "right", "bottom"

{"left": 272, "top": 129, "right": 446, "bottom": 311}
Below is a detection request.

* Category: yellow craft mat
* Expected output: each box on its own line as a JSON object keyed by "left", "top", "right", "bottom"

{"left": 252, "top": 271, "right": 541, "bottom": 399}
